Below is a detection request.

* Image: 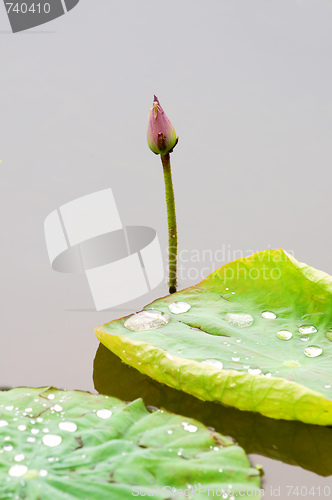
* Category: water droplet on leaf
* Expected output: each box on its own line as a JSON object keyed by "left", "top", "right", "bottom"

{"left": 96, "top": 409, "right": 112, "bottom": 419}
{"left": 225, "top": 313, "right": 253, "bottom": 328}
{"left": 304, "top": 346, "right": 323, "bottom": 358}
{"left": 124, "top": 310, "right": 170, "bottom": 331}
{"left": 201, "top": 359, "right": 223, "bottom": 369}
{"left": 182, "top": 422, "right": 197, "bottom": 433}
{"left": 42, "top": 434, "right": 62, "bottom": 447}
{"left": 325, "top": 330, "right": 332, "bottom": 341}
{"left": 59, "top": 422, "right": 77, "bottom": 432}
{"left": 8, "top": 465, "right": 28, "bottom": 478}
{"left": 168, "top": 302, "right": 191, "bottom": 314}
{"left": 248, "top": 368, "right": 262, "bottom": 375}
{"left": 277, "top": 330, "right": 292, "bottom": 341}
{"left": 299, "top": 325, "right": 317, "bottom": 334}
{"left": 261, "top": 311, "right": 277, "bottom": 319}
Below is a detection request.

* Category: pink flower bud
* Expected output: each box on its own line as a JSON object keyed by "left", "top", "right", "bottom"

{"left": 147, "top": 96, "right": 178, "bottom": 155}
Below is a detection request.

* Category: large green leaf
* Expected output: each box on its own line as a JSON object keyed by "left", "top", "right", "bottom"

{"left": 94, "top": 345, "right": 332, "bottom": 477}
{"left": 95, "top": 249, "right": 332, "bottom": 426}
{"left": 0, "top": 387, "right": 261, "bottom": 499}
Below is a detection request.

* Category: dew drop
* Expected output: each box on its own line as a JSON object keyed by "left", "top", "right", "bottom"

{"left": 277, "top": 330, "right": 293, "bottom": 341}
{"left": 232, "top": 357, "right": 240, "bottom": 362}
{"left": 42, "top": 434, "right": 62, "bottom": 447}
{"left": 0, "top": 420, "right": 8, "bottom": 427}
{"left": 27, "top": 437, "right": 35, "bottom": 443}
{"left": 299, "top": 325, "right": 317, "bottom": 334}
{"left": 300, "top": 335, "right": 310, "bottom": 342}
{"left": 25, "top": 408, "right": 32, "bottom": 413}
{"left": 5, "top": 406, "right": 14, "bottom": 411}
{"left": 31, "top": 429, "right": 39, "bottom": 435}
{"left": 18, "top": 425, "right": 26, "bottom": 431}
{"left": 325, "top": 384, "right": 331, "bottom": 389}
{"left": 325, "top": 331, "right": 332, "bottom": 342}
{"left": 304, "top": 346, "right": 323, "bottom": 358}
{"left": 182, "top": 422, "right": 197, "bottom": 433}
{"left": 248, "top": 368, "right": 262, "bottom": 375}
{"left": 261, "top": 311, "right": 277, "bottom": 319}
{"left": 218, "top": 468, "right": 223, "bottom": 473}
{"left": 167, "top": 430, "right": 173, "bottom": 435}
{"left": 14, "top": 454, "right": 25, "bottom": 462}
{"left": 8, "top": 465, "right": 28, "bottom": 478}
{"left": 4, "top": 445, "right": 13, "bottom": 451}
{"left": 168, "top": 302, "right": 191, "bottom": 314}
{"left": 39, "top": 470, "right": 48, "bottom": 477}
{"left": 53, "top": 405, "right": 63, "bottom": 412}
{"left": 59, "top": 422, "right": 77, "bottom": 432}
{"left": 201, "top": 359, "right": 223, "bottom": 369}
{"left": 47, "top": 394, "right": 55, "bottom": 400}
{"left": 124, "top": 310, "right": 170, "bottom": 331}
{"left": 96, "top": 409, "right": 112, "bottom": 419}
{"left": 225, "top": 313, "right": 253, "bottom": 328}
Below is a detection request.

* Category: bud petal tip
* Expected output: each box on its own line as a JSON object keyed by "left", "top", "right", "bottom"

{"left": 147, "top": 96, "right": 177, "bottom": 156}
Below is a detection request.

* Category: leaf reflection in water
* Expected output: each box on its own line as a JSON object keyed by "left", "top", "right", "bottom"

{"left": 94, "top": 343, "right": 332, "bottom": 478}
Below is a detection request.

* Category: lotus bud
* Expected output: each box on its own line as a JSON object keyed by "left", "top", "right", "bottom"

{"left": 147, "top": 96, "right": 178, "bottom": 155}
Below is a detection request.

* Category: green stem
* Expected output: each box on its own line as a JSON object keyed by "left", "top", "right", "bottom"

{"left": 161, "top": 153, "right": 177, "bottom": 294}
